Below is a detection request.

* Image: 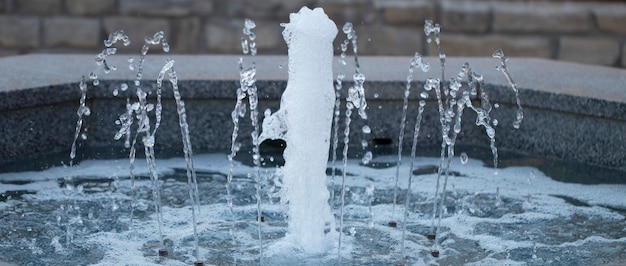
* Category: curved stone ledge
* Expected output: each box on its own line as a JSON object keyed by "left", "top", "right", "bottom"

{"left": 0, "top": 54, "right": 624, "bottom": 171}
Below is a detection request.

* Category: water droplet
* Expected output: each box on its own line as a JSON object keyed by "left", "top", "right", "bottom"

{"left": 492, "top": 48, "right": 505, "bottom": 59}
{"left": 460, "top": 152, "right": 469, "bottom": 164}
{"left": 241, "top": 38, "right": 249, "bottom": 54}
{"left": 373, "top": 93, "right": 379, "bottom": 98}
{"left": 362, "top": 125, "right": 371, "bottom": 134}
{"left": 420, "top": 91, "right": 429, "bottom": 99}
{"left": 162, "top": 39, "right": 170, "bottom": 52}
{"left": 113, "top": 88, "right": 118, "bottom": 96}
{"left": 494, "top": 103, "right": 499, "bottom": 108}
{"left": 342, "top": 22, "right": 353, "bottom": 34}
{"left": 245, "top": 18, "right": 256, "bottom": 29}
{"left": 361, "top": 151, "right": 373, "bottom": 165}
{"left": 92, "top": 79, "right": 99, "bottom": 86}
{"left": 120, "top": 83, "right": 128, "bottom": 91}
{"left": 492, "top": 119, "right": 499, "bottom": 126}
{"left": 143, "top": 136, "right": 155, "bottom": 147}
{"left": 486, "top": 127, "right": 495, "bottom": 138}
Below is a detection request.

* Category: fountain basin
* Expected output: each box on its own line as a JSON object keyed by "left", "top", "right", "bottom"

{"left": 0, "top": 54, "right": 625, "bottom": 265}
{"left": 0, "top": 54, "right": 625, "bottom": 172}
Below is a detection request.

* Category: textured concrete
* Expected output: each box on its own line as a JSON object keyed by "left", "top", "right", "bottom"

{"left": 0, "top": 54, "right": 624, "bottom": 171}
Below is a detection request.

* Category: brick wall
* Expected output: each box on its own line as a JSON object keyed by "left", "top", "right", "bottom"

{"left": 0, "top": 0, "right": 625, "bottom": 68}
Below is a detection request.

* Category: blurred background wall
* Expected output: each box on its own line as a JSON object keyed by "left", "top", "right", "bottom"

{"left": 0, "top": 0, "right": 625, "bottom": 68}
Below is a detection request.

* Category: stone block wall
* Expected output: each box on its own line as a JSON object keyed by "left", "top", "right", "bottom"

{"left": 0, "top": 0, "right": 625, "bottom": 68}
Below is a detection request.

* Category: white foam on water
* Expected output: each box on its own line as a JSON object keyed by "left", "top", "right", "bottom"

{"left": 1, "top": 153, "right": 625, "bottom": 265}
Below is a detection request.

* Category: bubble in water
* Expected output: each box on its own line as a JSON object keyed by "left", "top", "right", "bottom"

{"left": 89, "top": 72, "right": 97, "bottom": 79}
{"left": 361, "top": 151, "right": 373, "bottom": 165}
{"left": 460, "top": 152, "right": 469, "bottom": 164}
{"left": 80, "top": 133, "right": 87, "bottom": 140}
{"left": 362, "top": 125, "right": 371, "bottom": 134}
{"left": 420, "top": 91, "right": 429, "bottom": 99}
{"left": 361, "top": 139, "right": 368, "bottom": 149}
{"left": 494, "top": 103, "right": 499, "bottom": 108}
{"left": 120, "top": 83, "right": 128, "bottom": 91}
{"left": 113, "top": 88, "right": 118, "bottom": 96}
{"left": 92, "top": 79, "right": 99, "bottom": 86}
{"left": 374, "top": 93, "right": 379, "bottom": 98}
{"left": 492, "top": 119, "right": 499, "bottom": 126}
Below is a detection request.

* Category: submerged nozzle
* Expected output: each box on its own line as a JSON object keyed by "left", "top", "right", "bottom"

{"left": 431, "top": 249, "right": 440, "bottom": 257}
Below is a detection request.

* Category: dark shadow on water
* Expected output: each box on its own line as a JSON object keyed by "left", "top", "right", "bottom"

{"left": 2, "top": 144, "right": 625, "bottom": 185}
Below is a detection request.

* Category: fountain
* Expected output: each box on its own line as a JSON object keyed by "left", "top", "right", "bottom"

{"left": 1, "top": 6, "right": 626, "bottom": 266}
{"left": 260, "top": 7, "right": 337, "bottom": 254}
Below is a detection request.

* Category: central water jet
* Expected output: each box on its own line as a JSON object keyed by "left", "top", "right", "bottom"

{"left": 261, "top": 7, "right": 338, "bottom": 253}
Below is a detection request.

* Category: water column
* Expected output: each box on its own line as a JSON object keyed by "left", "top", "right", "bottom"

{"left": 261, "top": 7, "right": 338, "bottom": 253}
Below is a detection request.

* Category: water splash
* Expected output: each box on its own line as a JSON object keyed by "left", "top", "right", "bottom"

{"left": 421, "top": 20, "right": 521, "bottom": 257}
{"left": 135, "top": 87, "right": 165, "bottom": 250}
{"left": 400, "top": 99, "right": 426, "bottom": 263}
{"left": 337, "top": 21, "right": 371, "bottom": 257}
{"left": 329, "top": 72, "right": 345, "bottom": 209}
{"left": 135, "top": 31, "right": 169, "bottom": 87}
{"left": 391, "top": 52, "right": 429, "bottom": 225}
{"left": 157, "top": 59, "right": 201, "bottom": 262}
{"left": 69, "top": 77, "right": 90, "bottom": 165}
{"left": 237, "top": 18, "right": 264, "bottom": 262}
{"left": 493, "top": 49, "right": 524, "bottom": 129}
{"left": 242, "top": 18, "right": 257, "bottom": 56}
